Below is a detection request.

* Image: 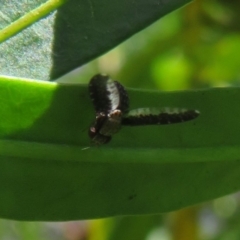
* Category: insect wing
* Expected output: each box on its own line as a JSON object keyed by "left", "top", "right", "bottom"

{"left": 89, "top": 74, "right": 129, "bottom": 113}
{"left": 113, "top": 81, "right": 129, "bottom": 113}
{"left": 89, "top": 74, "right": 111, "bottom": 113}
{"left": 122, "top": 108, "right": 200, "bottom": 126}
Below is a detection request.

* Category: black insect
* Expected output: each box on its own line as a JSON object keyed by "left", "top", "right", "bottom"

{"left": 88, "top": 74, "right": 129, "bottom": 145}
{"left": 88, "top": 74, "right": 200, "bottom": 145}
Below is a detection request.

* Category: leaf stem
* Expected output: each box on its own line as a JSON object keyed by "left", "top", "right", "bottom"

{"left": 0, "top": 0, "right": 67, "bottom": 44}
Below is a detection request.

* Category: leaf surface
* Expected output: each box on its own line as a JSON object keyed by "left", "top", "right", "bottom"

{"left": 0, "top": 76, "right": 240, "bottom": 221}
{"left": 0, "top": 0, "right": 192, "bottom": 80}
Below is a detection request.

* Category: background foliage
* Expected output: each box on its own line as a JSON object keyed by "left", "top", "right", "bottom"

{"left": 1, "top": 0, "right": 240, "bottom": 239}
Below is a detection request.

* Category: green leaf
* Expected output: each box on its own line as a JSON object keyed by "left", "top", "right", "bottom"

{"left": 0, "top": 0, "right": 66, "bottom": 43}
{"left": 0, "top": 0, "right": 192, "bottom": 80}
{"left": 1, "top": 76, "right": 240, "bottom": 221}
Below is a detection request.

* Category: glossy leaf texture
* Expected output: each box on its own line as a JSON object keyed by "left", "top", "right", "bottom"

{"left": 1, "top": 76, "right": 240, "bottom": 221}
{"left": 0, "top": 0, "right": 192, "bottom": 80}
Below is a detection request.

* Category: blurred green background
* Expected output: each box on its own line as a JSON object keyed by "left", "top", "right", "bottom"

{"left": 3, "top": 0, "right": 240, "bottom": 239}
